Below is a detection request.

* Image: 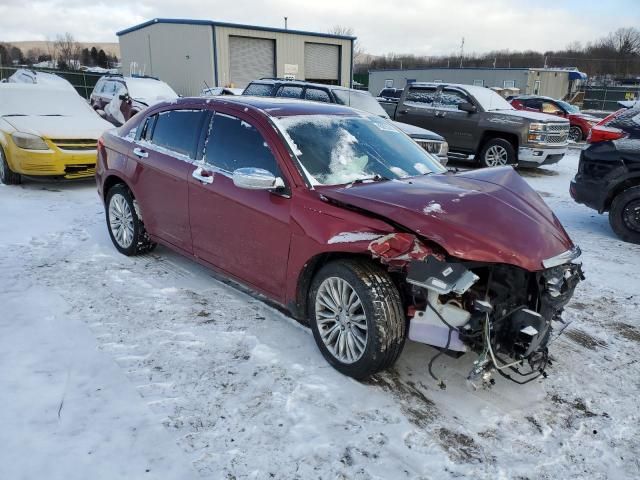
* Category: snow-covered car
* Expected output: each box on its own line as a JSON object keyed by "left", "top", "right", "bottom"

{"left": 0, "top": 83, "right": 113, "bottom": 184}
{"left": 96, "top": 96, "right": 583, "bottom": 384}
{"left": 90, "top": 75, "right": 178, "bottom": 126}
{"left": 201, "top": 87, "right": 243, "bottom": 96}
{"left": 7, "top": 69, "right": 77, "bottom": 93}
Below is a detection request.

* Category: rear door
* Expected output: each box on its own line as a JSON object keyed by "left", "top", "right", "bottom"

{"left": 396, "top": 86, "right": 440, "bottom": 133}
{"left": 433, "top": 87, "right": 481, "bottom": 152}
{"left": 131, "top": 108, "right": 210, "bottom": 253}
{"left": 275, "top": 85, "right": 304, "bottom": 99}
{"left": 188, "top": 110, "right": 292, "bottom": 298}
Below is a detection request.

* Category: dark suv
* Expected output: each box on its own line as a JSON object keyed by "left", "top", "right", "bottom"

{"left": 571, "top": 104, "right": 640, "bottom": 243}
{"left": 243, "top": 79, "right": 449, "bottom": 164}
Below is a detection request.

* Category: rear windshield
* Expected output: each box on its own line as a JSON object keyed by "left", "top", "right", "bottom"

{"left": 332, "top": 90, "right": 389, "bottom": 118}
{"left": 273, "top": 114, "right": 445, "bottom": 186}
{"left": 605, "top": 107, "right": 640, "bottom": 135}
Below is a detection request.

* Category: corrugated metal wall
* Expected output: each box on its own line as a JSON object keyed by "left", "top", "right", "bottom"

{"left": 368, "top": 68, "right": 572, "bottom": 99}
{"left": 119, "top": 23, "right": 216, "bottom": 96}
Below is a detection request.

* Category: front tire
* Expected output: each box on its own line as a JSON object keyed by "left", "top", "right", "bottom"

{"left": 609, "top": 186, "right": 640, "bottom": 244}
{"left": 105, "top": 184, "right": 156, "bottom": 255}
{"left": 0, "top": 145, "right": 21, "bottom": 185}
{"left": 478, "top": 138, "right": 516, "bottom": 168}
{"left": 568, "top": 126, "right": 583, "bottom": 142}
{"left": 308, "top": 259, "right": 406, "bottom": 379}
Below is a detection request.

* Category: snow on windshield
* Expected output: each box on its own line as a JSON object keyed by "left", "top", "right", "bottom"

{"left": 273, "top": 114, "right": 445, "bottom": 186}
{"left": 463, "top": 86, "right": 514, "bottom": 111}
{"left": 0, "top": 86, "right": 95, "bottom": 117}
{"left": 124, "top": 78, "right": 178, "bottom": 102}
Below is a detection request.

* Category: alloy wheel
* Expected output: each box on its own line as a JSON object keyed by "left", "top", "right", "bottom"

{"left": 568, "top": 126, "right": 582, "bottom": 142}
{"left": 108, "top": 193, "right": 135, "bottom": 249}
{"left": 484, "top": 145, "right": 509, "bottom": 166}
{"left": 315, "top": 277, "right": 368, "bottom": 364}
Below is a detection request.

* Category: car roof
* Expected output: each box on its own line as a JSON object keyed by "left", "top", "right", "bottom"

{"left": 249, "top": 79, "right": 357, "bottom": 93}
{"left": 171, "top": 95, "right": 363, "bottom": 118}
{"left": 514, "top": 95, "right": 556, "bottom": 101}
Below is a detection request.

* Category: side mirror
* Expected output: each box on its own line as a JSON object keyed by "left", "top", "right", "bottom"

{"left": 232, "top": 167, "right": 284, "bottom": 190}
{"left": 458, "top": 102, "right": 477, "bottom": 113}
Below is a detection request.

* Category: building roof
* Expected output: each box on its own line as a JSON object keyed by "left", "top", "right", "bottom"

{"left": 368, "top": 67, "right": 531, "bottom": 73}
{"left": 116, "top": 18, "right": 356, "bottom": 40}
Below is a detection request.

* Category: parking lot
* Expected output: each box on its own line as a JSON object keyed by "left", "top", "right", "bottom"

{"left": 1, "top": 148, "right": 638, "bottom": 479}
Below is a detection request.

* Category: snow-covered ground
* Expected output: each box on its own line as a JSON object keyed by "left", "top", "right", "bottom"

{"left": 1, "top": 149, "right": 638, "bottom": 479}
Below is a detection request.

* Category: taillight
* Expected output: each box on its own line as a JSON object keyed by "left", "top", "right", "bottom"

{"left": 587, "top": 125, "right": 627, "bottom": 144}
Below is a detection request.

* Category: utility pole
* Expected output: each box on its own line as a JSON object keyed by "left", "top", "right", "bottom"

{"left": 459, "top": 37, "right": 465, "bottom": 68}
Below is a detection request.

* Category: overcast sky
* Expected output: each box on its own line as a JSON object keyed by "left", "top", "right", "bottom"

{"left": 1, "top": 0, "right": 639, "bottom": 55}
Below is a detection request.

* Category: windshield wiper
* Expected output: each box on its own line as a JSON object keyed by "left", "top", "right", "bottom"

{"left": 1, "top": 114, "right": 27, "bottom": 117}
{"left": 346, "top": 174, "right": 389, "bottom": 188}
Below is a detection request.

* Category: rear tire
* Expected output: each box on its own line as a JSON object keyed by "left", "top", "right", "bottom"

{"left": 609, "top": 186, "right": 640, "bottom": 244}
{"left": 478, "top": 138, "right": 516, "bottom": 168}
{"left": 105, "top": 184, "right": 156, "bottom": 255}
{"left": 308, "top": 259, "right": 406, "bottom": 379}
{"left": 0, "top": 145, "right": 22, "bottom": 185}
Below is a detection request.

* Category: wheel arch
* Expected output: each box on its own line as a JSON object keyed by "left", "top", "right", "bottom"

{"left": 477, "top": 130, "right": 519, "bottom": 154}
{"left": 290, "top": 251, "right": 393, "bottom": 323}
{"left": 604, "top": 175, "right": 640, "bottom": 212}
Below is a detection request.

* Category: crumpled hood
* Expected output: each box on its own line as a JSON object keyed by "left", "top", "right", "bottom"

{"left": 320, "top": 167, "right": 574, "bottom": 271}
{"left": 4, "top": 114, "right": 112, "bottom": 139}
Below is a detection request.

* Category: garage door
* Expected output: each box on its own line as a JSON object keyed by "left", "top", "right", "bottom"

{"left": 229, "top": 36, "right": 275, "bottom": 88}
{"left": 304, "top": 43, "right": 340, "bottom": 83}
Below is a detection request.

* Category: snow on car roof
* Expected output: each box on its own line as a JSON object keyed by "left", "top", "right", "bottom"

{"left": 410, "top": 82, "right": 514, "bottom": 111}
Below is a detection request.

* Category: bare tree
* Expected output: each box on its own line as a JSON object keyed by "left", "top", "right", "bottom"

{"left": 604, "top": 27, "right": 640, "bottom": 56}
{"left": 328, "top": 25, "right": 365, "bottom": 62}
{"left": 54, "top": 32, "right": 82, "bottom": 70}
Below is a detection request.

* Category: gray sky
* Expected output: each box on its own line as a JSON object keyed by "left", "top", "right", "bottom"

{"left": 0, "top": 0, "right": 638, "bottom": 55}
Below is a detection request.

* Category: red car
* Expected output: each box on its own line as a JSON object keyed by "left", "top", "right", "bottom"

{"left": 96, "top": 97, "right": 582, "bottom": 384}
{"left": 510, "top": 95, "right": 600, "bottom": 142}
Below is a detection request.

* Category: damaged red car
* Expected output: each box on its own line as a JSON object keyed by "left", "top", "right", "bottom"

{"left": 96, "top": 97, "right": 583, "bottom": 384}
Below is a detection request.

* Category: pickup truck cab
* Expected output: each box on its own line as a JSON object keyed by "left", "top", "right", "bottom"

{"left": 383, "top": 82, "right": 570, "bottom": 168}
{"left": 243, "top": 79, "right": 449, "bottom": 164}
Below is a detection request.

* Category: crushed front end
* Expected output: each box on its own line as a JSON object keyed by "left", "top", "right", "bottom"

{"left": 405, "top": 250, "right": 583, "bottom": 387}
{"left": 367, "top": 233, "right": 583, "bottom": 387}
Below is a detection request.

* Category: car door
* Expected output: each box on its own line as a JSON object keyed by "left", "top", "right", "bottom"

{"left": 131, "top": 108, "right": 210, "bottom": 253}
{"left": 433, "top": 87, "right": 481, "bottom": 152}
{"left": 396, "top": 86, "right": 440, "bottom": 133}
{"left": 188, "top": 110, "right": 292, "bottom": 298}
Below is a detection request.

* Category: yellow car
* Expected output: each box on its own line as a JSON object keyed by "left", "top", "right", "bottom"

{"left": 0, "top": 83, "right": 113, "bottom": 184}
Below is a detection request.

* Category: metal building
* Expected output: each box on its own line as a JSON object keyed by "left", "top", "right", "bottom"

{"left": 117, "top": 18, "right": 355, "bottom": 96}
{"left": 368, "top": 67, "right": 587, "bottom": 99}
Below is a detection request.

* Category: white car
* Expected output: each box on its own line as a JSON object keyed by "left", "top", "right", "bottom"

{"left": 7, "top": 69, "right": 77, "bottom": 94}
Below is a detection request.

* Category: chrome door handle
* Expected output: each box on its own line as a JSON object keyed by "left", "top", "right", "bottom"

{"left": 133, "top": 147, "right": 148, "bottom": 158}
{"left": 192, "top": 166, "right": 214, "bottom": 184}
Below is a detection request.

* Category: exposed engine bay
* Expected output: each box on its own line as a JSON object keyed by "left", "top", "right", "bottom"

{"left": 366, "top": 233, "right": 584, "bottom": 388}
{"left": 406, "top": 256, "right": 584, "bottom": 387}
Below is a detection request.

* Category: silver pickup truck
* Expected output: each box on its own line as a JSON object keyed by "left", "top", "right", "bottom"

{"left": 380, "top": 82, "right": 570, "bottom": 168}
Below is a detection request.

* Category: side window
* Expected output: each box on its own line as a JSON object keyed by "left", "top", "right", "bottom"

{"left": 243, "top": 83, "right": 275, "bottom": 96}
{"left": 276, "top": 86, "right": 303, "bottom": 99}
{"left": 137, "top": 115, "right": 157, "bottom": 141}
{"left": 147, "top": 109, "right": 208, "bottom": 159}
{"left": 204, "top": 113, "right": 281, "bottom": 176}
{"left": 405, "top": 87, "right": 438, "bottom": 107}
{"left": 525, "top": 99, "right": 542, "bottom": 111}
{"left": 304, "top": 88, "right": 331, "bottom": 103}
{"left": 542, "top": 102, "right": 561, "bottom": 114}
{"left": 438, "top": 89, "right": 471, "bottom": 110}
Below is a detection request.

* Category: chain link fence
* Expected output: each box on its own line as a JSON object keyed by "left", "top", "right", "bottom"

{"left": 581, "top": 85, "right": 640, "bottom": 112}
{"left": 0, "top": 66, "right": 105, "bottom": 99}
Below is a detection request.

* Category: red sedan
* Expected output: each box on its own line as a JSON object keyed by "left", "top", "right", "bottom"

{"left": 510, "top": 95, "right": 600, "bottom": 142}
{"left": 96, "top": 96, "right": 582, "bottom": 384}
